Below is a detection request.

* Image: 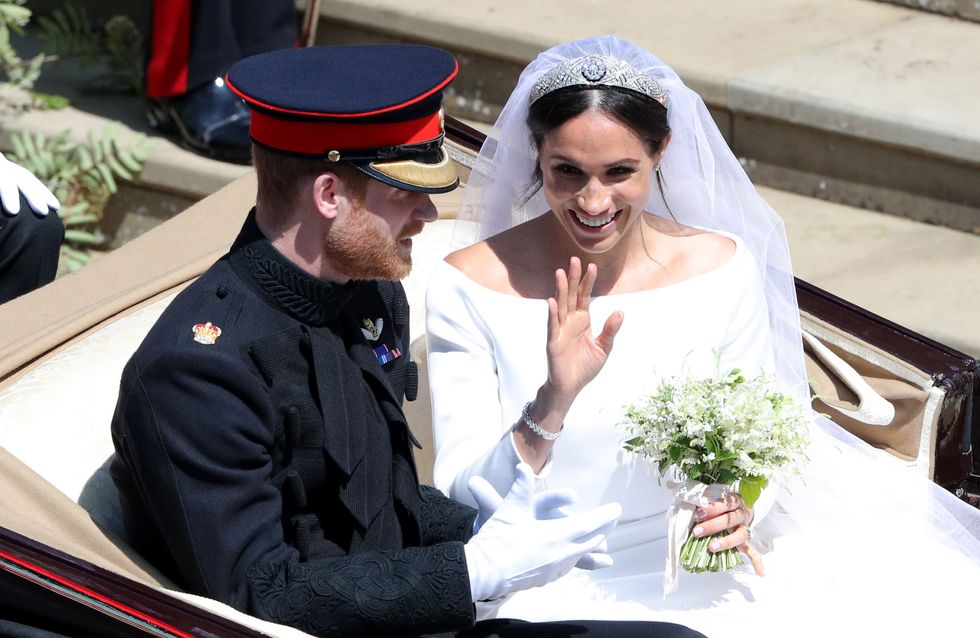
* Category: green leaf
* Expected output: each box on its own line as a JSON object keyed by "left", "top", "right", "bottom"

{"left": 86, "top": 131, "right": 101, "bottom": 159}
{"left": 6, "top": 51, "right": 45, "bottom": 90}
{"left": 116, "top": 148, "right": 141, "bottom": 172}
{"left": 62, "top": 212, "right": 98, "bottom": 225}
{"left": 100, "top": 127, "right": 114, "bottom": 157}
{"left": 10, "top": 133, "right": 25, "bottom": 160}
{"left": 80, "top": 171, "right": 100, "bottom": 191}
{"left": 53, "top": 7, "right": 72, "bottom": 36}
{"left": 22, "top": 130, "right": 37, "bottom": 157}
{"left": 716, "top": 470, "right": 737, "bottom": 485}
{"left": 106, "top": 154, "right": 132, "bottom": 179}
{"left": 705, "top": 434, "right": 718, "bottom": 455}
{"left": 29, "top": 91, "right": 70, "bottom": 109}
{"left": 61, "top": 244, "right": 86, "bottom": 258}
{"left": 36, "top": 15, "right": 57, "bottom": 33}
{"left": 60, "top": 244, "right": 92, "bottom": 271}
{"left": 738, "top": 475, "right": 769, "bottom": 509}
{"left": 63, "top": 228, "right": 98, "bottom": 244}
{"left": 76, "top": 145, "right": 93, "bottom": 170}
{"left": 64, "top": 200, "right": 89, "bottom": 215}
{"left": 0, "top": 5, "right": 31, "bottom": 29}
{"left": 95, "top": 162, "right": 116, "bottom": 192}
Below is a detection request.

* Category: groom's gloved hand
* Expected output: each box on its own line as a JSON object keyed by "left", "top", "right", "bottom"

{"left": 468, "top": 466, "right": 613, "bottom": 571}
{"left": 0, "top": 152, "right": 59, "bottom": 216}
{"left": 469, "top": 466, "right": 578, "bottom": 532}
{"left": 463, "top": 463, "right": 621, "bottom": 602}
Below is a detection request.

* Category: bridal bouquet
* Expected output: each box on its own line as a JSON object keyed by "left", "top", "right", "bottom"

{"left": 623, "top": 365, "right": 809, "bottom": 591}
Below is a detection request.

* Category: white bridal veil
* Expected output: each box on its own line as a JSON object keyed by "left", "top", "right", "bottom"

{"left": 454, "top": 36, "right": 805, "bottom": 405}
{"left": 452, "top": 34, "right": 980, "bottom": 575}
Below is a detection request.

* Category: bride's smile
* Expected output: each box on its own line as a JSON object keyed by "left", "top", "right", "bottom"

{"left": 539, "top": 109, "right": 660, "bottom": 254}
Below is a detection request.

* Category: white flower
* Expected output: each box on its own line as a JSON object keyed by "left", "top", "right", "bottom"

{"left": 622, "top": 364, "right": 810, "bottom": 490}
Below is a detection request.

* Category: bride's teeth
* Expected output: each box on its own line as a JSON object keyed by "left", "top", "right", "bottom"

{"left": 575, "top": 212, "right": 615, "bottom": 227}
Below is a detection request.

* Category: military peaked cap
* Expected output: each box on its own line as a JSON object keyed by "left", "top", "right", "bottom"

{"left": 226, "top": 44, "right": 459, "bottom": 193}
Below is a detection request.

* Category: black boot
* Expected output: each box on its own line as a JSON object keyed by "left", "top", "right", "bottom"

{"left": 147, "top": 77, "right": 252, "bottom": 164}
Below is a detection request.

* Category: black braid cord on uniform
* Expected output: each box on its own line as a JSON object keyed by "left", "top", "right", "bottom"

{"left": 246, "top": 542, "right": 473, "bottom": 638}
{"left": 416, "top": 485, "right": 477, "bottom": 545}
{"left": 227, "top": 210, "right": 359, "bottom": 327}
{"left": 243, "top": 244, "right": 358, "bottom": 326}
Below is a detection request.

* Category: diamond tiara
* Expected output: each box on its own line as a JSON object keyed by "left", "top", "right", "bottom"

{"left": 529, "top": 55, "right": 668, "bottom": 108}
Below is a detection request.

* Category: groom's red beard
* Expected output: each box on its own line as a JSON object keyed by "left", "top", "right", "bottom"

{"left": 324, "top": 202, "right": 424, "bottom": 281}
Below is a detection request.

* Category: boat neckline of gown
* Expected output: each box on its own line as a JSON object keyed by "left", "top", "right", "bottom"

{"left": 433, "top": 230, "right": 745, "bottom": 302}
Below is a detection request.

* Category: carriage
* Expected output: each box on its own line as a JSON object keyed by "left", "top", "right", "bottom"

{"left": 0, "top": 119, "right": 976, "bottom": 636}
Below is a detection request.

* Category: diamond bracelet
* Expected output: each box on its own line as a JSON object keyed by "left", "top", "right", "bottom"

{"left": 521, "top": 401, "right": 563, "bottom": 441}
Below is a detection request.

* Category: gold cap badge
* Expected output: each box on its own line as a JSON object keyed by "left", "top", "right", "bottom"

{"left": 192, "top": 321, "right": 222, "bottom": 345}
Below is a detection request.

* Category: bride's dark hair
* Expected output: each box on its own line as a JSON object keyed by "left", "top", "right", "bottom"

{"left": 520, "top": 85, "right": 670, "bottom": 204}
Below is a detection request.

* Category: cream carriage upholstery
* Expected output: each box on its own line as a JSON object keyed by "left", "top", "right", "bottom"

{"left": 801, "top": 312, "right": 947, "bottom": 478}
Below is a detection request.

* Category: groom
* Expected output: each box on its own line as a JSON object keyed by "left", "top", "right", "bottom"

{"left": 110, "top": 44, "right": 703, "bottom": 638}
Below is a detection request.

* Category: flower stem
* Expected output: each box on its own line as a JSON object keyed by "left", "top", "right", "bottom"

{"left": 680, "top": 528, "right": 744, "bottom": 573}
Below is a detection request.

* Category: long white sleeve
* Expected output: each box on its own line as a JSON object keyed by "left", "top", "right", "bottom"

{"left": 426, "top": 262, "right": 530, "bottom": 506}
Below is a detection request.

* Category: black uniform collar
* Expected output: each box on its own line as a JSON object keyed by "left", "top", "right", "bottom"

{"left": 229, "top": 209, "right": 358, "bottom": 326}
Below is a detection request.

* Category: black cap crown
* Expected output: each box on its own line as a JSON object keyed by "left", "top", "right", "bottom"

{"left": 227, "top": 44, "right": 459, "bottom": 193}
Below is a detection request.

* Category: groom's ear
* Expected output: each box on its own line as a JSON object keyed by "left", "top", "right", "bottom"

{"left": 312, "top": 173, "right": 342, "bottom": 221}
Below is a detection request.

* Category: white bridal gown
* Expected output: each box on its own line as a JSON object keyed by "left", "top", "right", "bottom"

{"left": 425, "top": 235, "right": 980, "bottom": 638}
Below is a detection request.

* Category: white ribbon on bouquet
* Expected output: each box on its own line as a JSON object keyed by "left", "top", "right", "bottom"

{"left": 663, "top": 478, "right": 733, "bottom": 597}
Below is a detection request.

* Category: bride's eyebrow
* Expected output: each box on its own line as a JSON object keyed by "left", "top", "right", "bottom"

{"left": 548, "top": 154, "right": 641, "bottom": 167}
{"left": 548, "top": 154, "right": 580, "bottom": 164}
{"left": 605, "top": 158, "right": 641, "bottom": 168}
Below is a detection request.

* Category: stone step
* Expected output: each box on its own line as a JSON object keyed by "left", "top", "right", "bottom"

{"left": 310, "top": 0, "right": 980, "bottom": 234}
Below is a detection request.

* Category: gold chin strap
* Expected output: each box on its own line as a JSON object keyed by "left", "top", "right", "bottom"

{"left": 369, "top": 148, "right": 459, "bottom": 189}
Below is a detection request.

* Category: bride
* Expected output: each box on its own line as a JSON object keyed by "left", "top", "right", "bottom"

{"left": 425, "top": 36, "right": 980, "bottom": 636}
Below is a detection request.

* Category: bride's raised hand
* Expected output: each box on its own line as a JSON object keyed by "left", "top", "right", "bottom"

{"left": 513, "top": 258, "right": 624, "bottom": 470}
{"left": 545, "top": 257, "right": 624, "bottom": 400}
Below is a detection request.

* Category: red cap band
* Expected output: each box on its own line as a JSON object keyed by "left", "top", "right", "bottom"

{"left": 249, "top": 109, "right": 443, "bottom": 156}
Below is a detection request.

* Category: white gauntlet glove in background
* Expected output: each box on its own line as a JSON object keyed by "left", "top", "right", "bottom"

{"left": 0, "top": 152, "right": 59, "bottom": 216}
{"left": 464, "top": 463, "right": 621, "bottom": 602}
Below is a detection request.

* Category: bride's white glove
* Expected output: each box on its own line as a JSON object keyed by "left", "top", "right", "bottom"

{"left": 0, "top": 152, "right": 59, "bottom": 216}
{"left": 464, "top": 463, "right": 621, "bottom": 601}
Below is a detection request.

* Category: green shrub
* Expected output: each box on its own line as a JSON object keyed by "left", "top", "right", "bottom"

{"left": 1, "top": 1, "right": 151, "bottom": 273}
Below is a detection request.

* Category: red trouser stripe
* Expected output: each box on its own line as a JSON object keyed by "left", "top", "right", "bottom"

{"left": 146, "top": 0, "right": 192, "bottom": 98}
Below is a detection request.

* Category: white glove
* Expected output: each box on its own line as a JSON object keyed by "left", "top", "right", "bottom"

{"left": 0, "top": 152, "right": 59, "bottom": 216}
{"left": 464, "top": 463, "right": 621, "bottom": 602}
{"left": 469, "top": 468, "right": 613, "bottom": 571}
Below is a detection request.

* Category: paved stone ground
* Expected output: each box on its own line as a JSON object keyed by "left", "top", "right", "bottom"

{"left": 765, "top": 187, "right": 980, "bottom": 357}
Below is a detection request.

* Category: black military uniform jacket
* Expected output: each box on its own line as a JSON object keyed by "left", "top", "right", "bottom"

{"left": 110, "top": 211, "right": 477, "bottom": 637}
